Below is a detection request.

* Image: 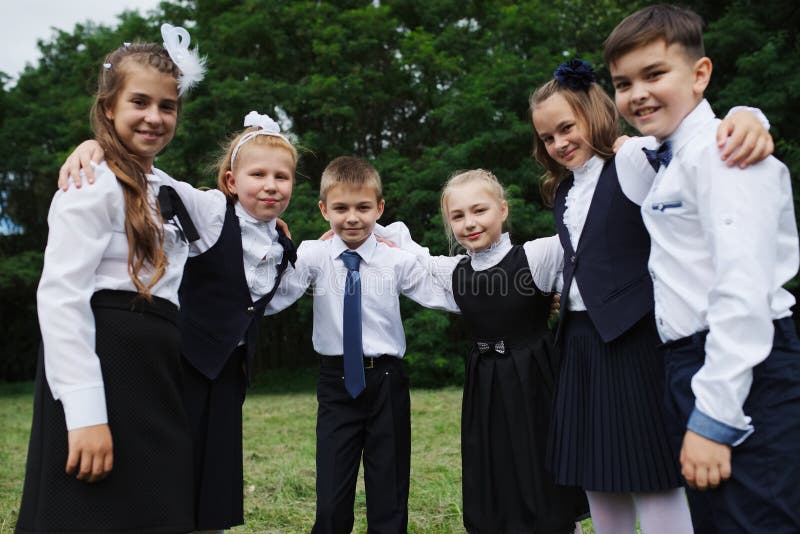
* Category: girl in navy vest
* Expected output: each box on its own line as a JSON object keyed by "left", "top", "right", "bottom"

{"left": 17, "top": 26, "right": 204, "bottom": 534}
{"left": 57, "top": 111, "right": 297, "bottom": 533}
{"left": 529, "top": 60, "right": 772, "bottom": 534}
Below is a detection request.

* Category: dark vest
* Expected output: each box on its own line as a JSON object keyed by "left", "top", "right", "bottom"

{"left": 178, "top": 202, "right": 295, "bottom": 379}
{"left": 554, "top": 158, "right": 653, "bottom": 342}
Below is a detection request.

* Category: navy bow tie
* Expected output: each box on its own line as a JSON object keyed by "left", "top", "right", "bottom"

{"left": 642, "top": 141, "right": 673, "bottom": 172}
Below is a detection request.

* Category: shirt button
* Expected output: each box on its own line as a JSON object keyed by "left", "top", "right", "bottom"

{"left": 658, "top": 317, "right": 664, "bottom": 326}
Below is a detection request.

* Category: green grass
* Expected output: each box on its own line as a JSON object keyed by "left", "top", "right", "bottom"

{"left": 0, "top": 371, "right": 598, "bottom": 533}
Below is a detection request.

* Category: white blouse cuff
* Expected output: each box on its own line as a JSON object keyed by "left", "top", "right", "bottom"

{"left": 61, "top": 386, "right": 108, "bottom": 430}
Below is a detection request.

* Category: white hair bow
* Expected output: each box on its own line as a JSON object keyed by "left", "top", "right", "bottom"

{"left": 231, "top": 111, "right": 290, "bottom": 167}
{"left": 161, "top": 23, "right": 206, "bottom": 96}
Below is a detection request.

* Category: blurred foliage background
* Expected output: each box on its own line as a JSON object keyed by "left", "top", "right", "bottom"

{"left": 1, "top": 0, "right": 798, "bottom": 384}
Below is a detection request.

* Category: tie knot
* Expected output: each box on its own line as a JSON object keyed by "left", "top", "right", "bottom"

{"left": 341, "top": 250, "right": 361, "bottom": 271}
{"left": 642, "top": 140, "right": 673, "bottom": 172}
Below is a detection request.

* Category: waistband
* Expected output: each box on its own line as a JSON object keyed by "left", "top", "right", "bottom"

{"left": 319, "top": 355, "right": 402, "bottom": 370}
{"left": 659, "top": 316, "right": 799, "bottom": 351}
{"left": 90, "top": 289, "right": 178, "bottom": 324}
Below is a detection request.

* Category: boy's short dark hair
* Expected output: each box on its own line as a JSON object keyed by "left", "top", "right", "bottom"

{"left": 604, "top": 4, "right": 705, "bottom": 66}
{"left": 320, "top": 156, "right": 383, "bottom": 203}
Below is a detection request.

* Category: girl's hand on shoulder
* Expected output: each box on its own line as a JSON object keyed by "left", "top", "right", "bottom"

{"left": 66, "top": 423, "right": 114, "bottom": 483}
{"left": 612, "top": 135, "right": 634, "bottom": 153}
{"left": 58, "top": 140, "right": 105, "bottom": 191}
{"left": 319, "top": 229, "right": 334, "bottom": 240}
{"left": 376, "top": 236, "right": 397, "bottom": 247}
{"left": 276, "top": 217, "right": 292, "bottom": 239}
{"left": 717, "top": 111, "right": 774, "bottom": 169}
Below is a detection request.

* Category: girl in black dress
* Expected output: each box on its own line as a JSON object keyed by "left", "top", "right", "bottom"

{"left": 386, "top": 168, "right": 588, "bottom": 533}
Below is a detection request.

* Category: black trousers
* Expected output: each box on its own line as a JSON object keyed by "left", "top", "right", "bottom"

{"left": 311, "top": 356, "right": 410, "bottom": 534}
{"left": 661, "top": 317, "right": 800, "bottom": 534}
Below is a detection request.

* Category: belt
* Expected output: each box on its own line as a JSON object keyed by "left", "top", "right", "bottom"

{"left": 318, "top": 355, "right": 399, "bottom": 370}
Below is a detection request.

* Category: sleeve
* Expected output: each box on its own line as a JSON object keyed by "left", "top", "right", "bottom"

{"left": 522, "top": 235, "right": 564, "bottom": 293}
{"left": 687, "top": 147, "right": 789, "bottom": 445}
{"left": 374, "top": 221, "right": 464, "bottom": 292}
{"left": 725, "top": 106, "right": 770, "bottom": 131}
{"left": 373, "top": 221, "right": 432, "bottom": 256}
{"left": 264, "top": 240, "right": 317, "bottom": 315}
{"left": 615, "top": 136, "right": 659, "bottom": 205}
{"left": 36, "top": 168, "right": 120, "bottom": 430}
{"left": 396, "top": 250, "right": 461, "bottom": 313}
{"left": 156, "top": 173, "right": 226, "bottom": 256}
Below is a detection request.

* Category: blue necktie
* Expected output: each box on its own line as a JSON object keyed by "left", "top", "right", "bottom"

{"left": 642, "top": 140, "right": 673, "bottom": 172}
{"left": 341, "top": 250, "right": 365, "bottom": 398}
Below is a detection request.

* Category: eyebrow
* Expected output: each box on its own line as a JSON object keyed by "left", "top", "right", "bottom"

{"left": 612, "top": 61, "right": 668, "bottom": 82}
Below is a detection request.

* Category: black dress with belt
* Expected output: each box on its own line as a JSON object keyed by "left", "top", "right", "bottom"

{"left": 453, "top": 245, "right": 588, "bottom": 534}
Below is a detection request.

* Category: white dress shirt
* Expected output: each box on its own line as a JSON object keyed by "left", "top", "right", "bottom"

{"left": 265, "top": 232, "right": 458, "bottom": 357}
{"left": 157, "top": 177, "right": 284, "bottom": 302}
{"left": 37, "top": 161, "right": 189, "bottom": 430}
{"left": 620, "top": 99, "right": 798, "bottom": 443}
{"left": 562, "top": 155, "right": 606, "bottom": 311}
{"left": 375, "top": 223, "right": 564, "bottom": 303}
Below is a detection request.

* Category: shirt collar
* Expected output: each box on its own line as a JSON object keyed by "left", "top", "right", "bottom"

{"left": 468, "top": 232, "right": 512, "bottom": 271}
{"left": 572, "top": 155, "right": 605, "bottom": 184}
{"left": 234, "top": 202, "right": 278, "bottom": 234}
{"left": 147, "top": 166, "right": 165, "bottom": 186}
{"left": 330, "top": 232, "right": 377, "bottom": 264}
{"left": 667, "top": 98, "right": 715, "bottom": 154}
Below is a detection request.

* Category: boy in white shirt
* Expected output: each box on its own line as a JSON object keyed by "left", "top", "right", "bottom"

{"left": 606, "top": 5, "right": 800, "bottom": 533}
{"left": 266, "top": 156, "right": 457, "bottom": 534}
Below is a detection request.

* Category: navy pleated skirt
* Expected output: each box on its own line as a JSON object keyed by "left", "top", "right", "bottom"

{"left": 16, "top": 290, "right": 195, "bottom": 534}
{"left": 547, "top": 311, "right": 682, "bottom": 492}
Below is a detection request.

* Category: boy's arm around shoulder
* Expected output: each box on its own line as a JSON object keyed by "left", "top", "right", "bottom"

{"left": 686, "top": 133, "right": 794, "bottom": 445}
{"left": 264, "top": 239, "right": 322, "bottom": 315}
{"left": 390, "top": 245, "right": 461, "bottom": 313}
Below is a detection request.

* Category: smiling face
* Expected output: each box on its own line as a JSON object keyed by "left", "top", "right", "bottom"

{"left": 319, "top": 184, "right": 385, "bottom": 249}
{"left": 444, "top": 180, "right": 508, "bottom": 253}
{"left": 226, "top": 144, "right": 294, "bottom": 221}
{"left": 610, "top": 39, "right": 711, "bottom": 141}
{"left": 531, "top": 92, "right": 594, "bottom": 171}
{"left": 104, "top": 63, "right": 178, "bottom": 168}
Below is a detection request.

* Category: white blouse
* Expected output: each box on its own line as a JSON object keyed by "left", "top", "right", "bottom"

{"left": 562, "top": 155, "right": 606, "bottom": 311}
{"left": 37, "top": 161, "right": 188, "bottom": 431}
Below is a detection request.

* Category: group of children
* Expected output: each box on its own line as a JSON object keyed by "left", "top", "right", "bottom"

{"left": 16, "top": 4, "right": 800, "bottom": 534}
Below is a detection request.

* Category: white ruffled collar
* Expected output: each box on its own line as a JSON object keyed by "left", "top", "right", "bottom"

{"left": 468, "top": 233, "right": 512, "bottom": 271}
{"left": 572, "top": 155, "right": 604, "bottom": 183}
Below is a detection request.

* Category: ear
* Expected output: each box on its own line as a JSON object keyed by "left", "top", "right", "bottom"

{"left": 225, "top": 170, "right": 237, "bottom": 196}
{"left": 318, "top": 200, "right": 330, "bottom": 221}
{"left": 500, "top": 200, "right": 509, "bottom": 223}
{"left": 104, "top": 103, "right": 114, "bottom": 121}
{"left": 692, "top": 57, "right": 712, "bottom": 97}
{"left": 376, "top": 199, "right": 385, "bottom": 220}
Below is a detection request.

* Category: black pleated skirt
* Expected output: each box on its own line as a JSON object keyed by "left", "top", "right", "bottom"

{"left": 461, "top": 336, "right": 588, "bottom": 534}
{"left": 547, "top": 311, "right": 682, "bottom": 492}
{"left": 16, "top": 290, "right": 195, "bottom": 534}
{"left": 182, "top": 346, "right": 247, "bottom": 530}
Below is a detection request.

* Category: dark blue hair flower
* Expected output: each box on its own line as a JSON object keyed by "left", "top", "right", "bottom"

{"left": 553, "top": 58, "right": 596, "bottom": 91}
